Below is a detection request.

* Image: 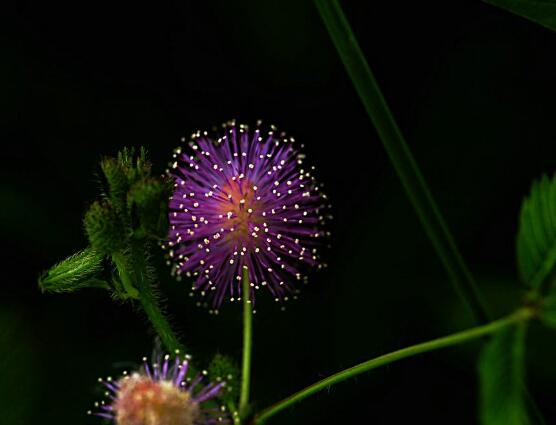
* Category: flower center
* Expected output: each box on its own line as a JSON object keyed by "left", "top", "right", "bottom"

{"left": 114, "top": 375, "right": 199, "bottom": 425}
{"left": 220, "top": 179, "right": 262, "bottom": 245}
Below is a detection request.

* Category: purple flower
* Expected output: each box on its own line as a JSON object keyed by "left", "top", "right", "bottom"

{"left": 90, "top": 353, "right": 229, "bottom": 425}
{"left": 164, "top": 121, "right": 330, "bottom": 309}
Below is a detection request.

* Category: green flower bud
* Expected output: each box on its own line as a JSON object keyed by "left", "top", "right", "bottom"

{"left": 128, "top": 177, "right": 172, "bottom": 238}
{"left": 84, "top": 200, "right": 127, "bottom": 255}
{"left": 118, "top": 147, "right": 152, "bottom": 186}
{"left": 39, "top": 248, "right": 107, "bottom": 293}
{"left": 100, "top": 157, "right": 129, "bottom": 213}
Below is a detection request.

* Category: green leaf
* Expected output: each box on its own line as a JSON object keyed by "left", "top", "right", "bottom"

{"left": 208, "top": 353, "right": 240, "bottom": 405}
{"left": 516, "top": 174, "right": 556, "bottom": 292}
{"left": 478, "top": 324, "right": 530, "bottom": 425}
{"left": 38, "top": 248, "right": 106, "bottom": 293}
{"left": 482, "top": 0, "right": 556, "bottom": 33}
{"left": 540, "top": 294, "right": 556, "bottom": 328}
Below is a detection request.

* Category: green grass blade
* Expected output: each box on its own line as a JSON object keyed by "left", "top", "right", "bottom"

{"left": 314, "top": 0, "right": 489, "bottom": 323}
{"left": 482, "top": 0, "right": 556, "bottom": 33}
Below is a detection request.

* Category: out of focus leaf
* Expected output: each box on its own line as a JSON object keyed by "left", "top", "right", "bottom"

{"left": 0, "top": 307, "right": 36, "bottom": 425}
{"left": 516, "top": 174, "right": 556, "bottom": 293}
{"left": 540, "top": 294, "right": 556, "bottom": 328}
{"left": 208, "top": 353, "right": 240, "bottom": 405}
{"left": 39, "top": 248, "right": 106, "bottom": 293}
{"left": 478, "top": 324, "right": 530, "bottom": 425}
{"left": 483, "top": 0, "right": 556, "bottom": 32}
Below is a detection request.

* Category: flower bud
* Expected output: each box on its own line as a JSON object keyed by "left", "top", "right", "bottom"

{"left": 84, "top": 201, "right": 126, "bottom": 255}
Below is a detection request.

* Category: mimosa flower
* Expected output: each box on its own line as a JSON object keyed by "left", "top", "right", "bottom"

{"left": 165, "top": 121, "right": 330, "bottom": 308}
{"left": 90, "top": 353, "right": 228, "bottom": 425}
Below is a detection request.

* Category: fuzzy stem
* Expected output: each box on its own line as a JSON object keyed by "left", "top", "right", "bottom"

{"left": 254, "top": 308, "right": 533, "bottom": 424}
{"left": 314, "top": 0, "right": 489, "bottom": 323}
{"left": 239, "top": 267, "right": 253, "bottom": 419}
{"left": 113, "top": 244, "right": 184, "bottom": 354}
{"left": 112, "top": 252, "right": 139, "bottom": 299}
{"left": 132, "top": 243, "right": 184, "bottom": 354}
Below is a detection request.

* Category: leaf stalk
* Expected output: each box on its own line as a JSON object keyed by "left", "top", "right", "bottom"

{"left": 254, "top": 308, "right": 533, "bottom": 424}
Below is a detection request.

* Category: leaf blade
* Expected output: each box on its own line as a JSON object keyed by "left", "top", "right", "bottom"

{"left": 516, "top": 174, "right": 556, "bottom": 292}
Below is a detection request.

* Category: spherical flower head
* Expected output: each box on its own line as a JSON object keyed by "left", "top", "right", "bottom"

{"left": 91, "top": 353, "right": 228, "bottom": 425}
{"left": 165, "top": 121, "right": 331, "bottom": 308}
{"left": 115, "top": 375, "right": 198, "bottom": 425}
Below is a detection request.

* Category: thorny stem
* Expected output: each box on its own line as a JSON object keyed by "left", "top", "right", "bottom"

{"left": 254, "top": 308, "right": 534, "bottom": 424}
{"left": 314, "top": 0, "right": 489, "bottom": 324}
{"left": 239, "top": 267, "right": 253, "bottom": 420}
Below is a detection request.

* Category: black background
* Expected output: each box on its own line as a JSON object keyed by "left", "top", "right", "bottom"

{"left": 4, "top": 1, "right": 556, "bottom": 424}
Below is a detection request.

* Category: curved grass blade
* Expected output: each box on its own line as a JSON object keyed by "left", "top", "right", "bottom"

{"left": 314, "top": 0, "right": 489, "bottom": 323}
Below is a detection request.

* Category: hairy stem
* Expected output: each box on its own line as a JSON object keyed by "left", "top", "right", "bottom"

{"left": 254, "top": 308, "right": 533, "bottom": 424}
{"left": 133, "top": 243, "right": 184, "bottom": 354}
{"left": 112, "top": 252, "right": 139, "bottom": 299}
{"left": 113, "top": 243, "right": 184, "bottom": 353}
{"left": 239, "top": 267, "right": 253, "bottom": 419}
{"left": 314, "top": 0, "right": 489, "bottom": 323}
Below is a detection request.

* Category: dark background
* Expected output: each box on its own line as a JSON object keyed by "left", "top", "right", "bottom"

{"left": 4, "top": 1, "right": 556, "bottom": 424}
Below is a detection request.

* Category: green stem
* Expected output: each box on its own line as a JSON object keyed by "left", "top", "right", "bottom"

{"left": 254, "top": 308, "right": 533, "bottom": 424}
{"left": 314, "top": 0, "right": 489, "bottom": 323}
{"left": 133, "top": 244, "right": 184, "bottom": 354}
{"left": 112, "top": 245, "right": 184, "bottom": 354}
{"left": 112, "top": 252, "right": 140, "bottom": 299}
{"left": 239, "top": 267, "right": 253, "bottom": 419}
